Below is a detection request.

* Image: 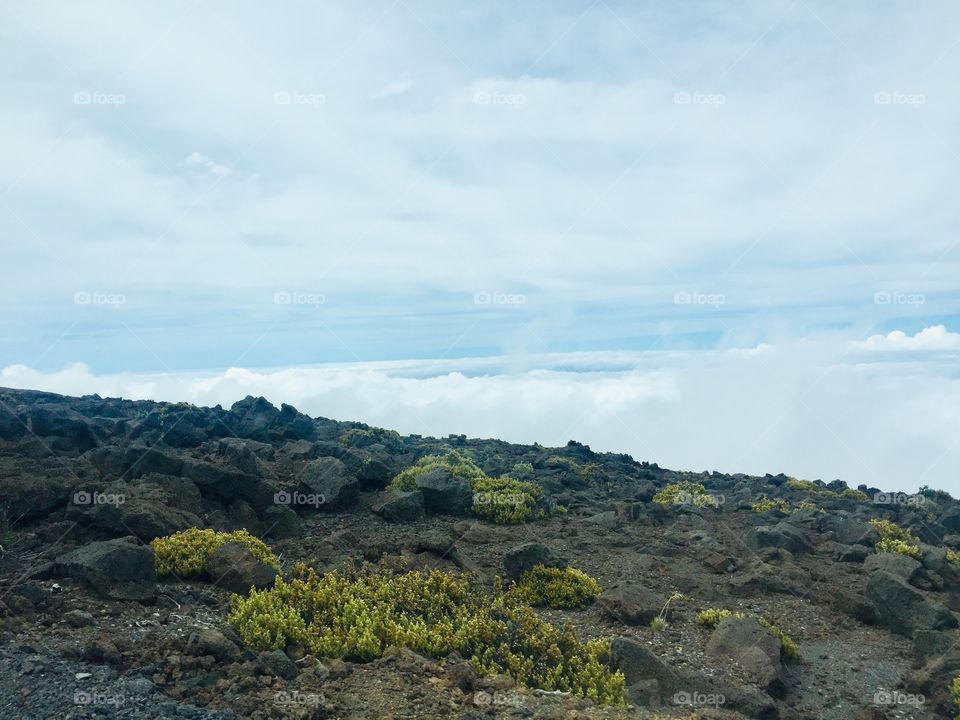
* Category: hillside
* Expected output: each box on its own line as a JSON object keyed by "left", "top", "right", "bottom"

{"left": 1, "top": 387, "right": 958, "bottom": 719}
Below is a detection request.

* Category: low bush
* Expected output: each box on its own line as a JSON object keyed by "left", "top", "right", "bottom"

{"left": 508, "top": 565, "right": 601, "bottom": 609}
{"left": 151, "top": 528, "right": 279, "bottom": 577}
{"left": 869, "top": 519, "right": 922, "bottom": 559}
{"left": 653, "top": 480, "right": 720, "bottom": 508}
{"left": 229, "top": 564, "right": 625, "bottom": 705}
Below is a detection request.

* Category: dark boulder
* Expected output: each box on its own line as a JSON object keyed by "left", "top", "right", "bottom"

{"left": 297, "top": 457, "right": 359, "bottom": 510}
{"left": 415, "top": 469, "right": 472, "bottom": 515}
{"left": 372, "top": 490, "right": 426, "bottom": 523}
{"left": 202, "top": 542, "right": 278, "bottom": 594}
{"left": 866, "top": 571, "right": 957, "bottom": 636}
{"left": 502, "top": 542, "right": 566, "bottom": 579}
{"left": 51, "top": 536, "right": 156, "bottom": 601}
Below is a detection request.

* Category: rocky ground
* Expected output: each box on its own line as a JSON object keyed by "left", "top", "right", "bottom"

{"left": 2, "top": 387, "right": 960, "bottom": 719}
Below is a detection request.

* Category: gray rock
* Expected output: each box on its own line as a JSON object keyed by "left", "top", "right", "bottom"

{"left": 706, "top": 616, "right": 783, "bottom": 689}
{"left": 186, "top": 627, "right": 242, "bottom": 662}
{"left": 372, "top": 490, "right": 425, "bottom": 523}
{"left": 258, "top": 649, "right": 298, "bottom": 680}
{"left": 262, "top": 505, "right": 301, "bottom": 539}
{"left": 415, "top": 468, "right": 473, "bottom": 515}
{"left": 866, "top": 571, "right": 958, "bottom": 636}
{"left": 297, "top": 457, "right": 359, "bottom": 510}
{"left": 747, "top": 522, "right": 813, "bottom": 555}
{"left": 832, "top": 589, "right": 879, "bottom": 625}
{"left": 502, "top": 542, "right": 566, "bottom": 579}
{"left": 52, "top": 537, "right": 156, "bottom": 601}
{"left": 598, "top": 582, "right": 665, "bottom": 625}
{"left": 203, "top": 542, "right": 278, "bottom": 594}
{"left": 63, "top": 610, "right": 95, "bottom": 627}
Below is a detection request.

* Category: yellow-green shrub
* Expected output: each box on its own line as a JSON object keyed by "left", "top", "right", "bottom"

{"left": 947, "top": 549, "right": 960, "bottom": 568}
{"left": 653, "top": 480, "right": 719, "bottom": 508}
{"left": 751, "top": 496, "right": 790, "bottom": 513}
{"left": 951, "top": 675, "right": 960, "bottom": 719}
{"left": 508, "top": 565, "right": 601, "bottom": 609}
{"left": 151, "top": 528, "right": 279, "bottom": 577}
{"left": 228, "top": 564, "right": 625, "bottom": 705}
{"left": 695, "top": 608, "right": 799, "bottom": 660}
{"left": 870, "top": 519, "right": 922, "bottom": 559}
{"left": 786, "top": 478, "right": 868, "bottom": 502}
{"left": 391, "top": 451, "right": 553, "bottom": 524}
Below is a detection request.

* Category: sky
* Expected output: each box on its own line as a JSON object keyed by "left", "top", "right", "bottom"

{"left": 1, "top": 1, "right": 958, "bottom": 492}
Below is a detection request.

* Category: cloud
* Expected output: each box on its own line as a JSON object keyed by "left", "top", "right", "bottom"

{"left": 858, "top": 325, "right": 960, "bottom": 352}
{"left": 4, "top": 327, "right": 959, "bottom": 495}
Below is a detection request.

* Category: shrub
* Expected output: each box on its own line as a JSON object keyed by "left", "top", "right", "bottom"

{"left": 151, "top": 528, "right": 279, "bottom": 577}
{"left": 653, "top": 480, "right": 719, "bottom": 508}
{"left": 870, "top": 519, "right": 922, "bottom": 558}
{"left": 340, "top": 426, "right": 402, "bottom": 449}
{"left": 786, "top": 478, "right": 868, "bottom": 503}
{"left": 472, "top": 475, "right": 546, "bottom": 524}
{"left": 751, "top": 496, "right": 790, "bottom": 513}
{"left": 229, "top": 564, "right": 625, "bottom": 705}
{"left": 695, "top": 608, "right": 799, "bottom": 660}
{"left": 509, "top": 565, "right": 602, "bottom": 609}
{"left": 951, "top": 675, "right": 960, "bottom": 719}
{"left": 947, "top": 549, "right": 960, "bottom": 568}
{"left": 391, "top": 451, "right": 553, "bottom": 524}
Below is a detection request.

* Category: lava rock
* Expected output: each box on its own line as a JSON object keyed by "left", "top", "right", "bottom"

{"left": 372, "top": 489, "right": 426, "bottom": 523}
{"left": 52, "top": 537, "right": 156, "bottom": 601}
{"left": 502, "top": 542, "right": 566, "bottom": 579}
{"left": 866, "top": 571, "right": 958, "bottom": 636}
{"left": 706, "top": 615, "right": 783, "bottom": 689}
{"left": 202, "top": 542, "right": 278, "bottom": 594}
{"left": 297, "top": 457, "right": 359, "bottom": 510}
{"left": 414, "top": 468, "right": 473, "bottom": 515}
{"left": 597, "top": 582, "right": 665, "bottom": 625}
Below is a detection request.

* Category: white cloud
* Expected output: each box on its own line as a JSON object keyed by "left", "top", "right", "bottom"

{"left": 858, "top": 325, "right": 960, "bottom": 352}
{"left": 4, "top": 327, "right": 959, "bottom": 496}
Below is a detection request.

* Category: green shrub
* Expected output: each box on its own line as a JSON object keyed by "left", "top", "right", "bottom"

{"left": 870, "top": 519, "right": 922, "bottom": 558}
{"left": 340, "top": 426, "right": 402, "bottom": 449}
{"left": 751, "top": 496, "right": 790, "bottom": 513}
{"left": 653, "top": 480, "right": 720, "bottom": 508}
{"left": 947, "top": 549, "right": 960, "bottom": 568}
{"left": 509, "top": 565, "right": 601, "bottom": 609}
{"left": 229, "top": 564, "right": 624, "bottom": 705}
{"left": 786, "top": 478, "right": 868, "bottom": 503}
{"left": 951, "top": 675, "right": 960, "bottom": 719}
{"left": 472, "top": 475, "right": 546, "bottom": 524}
{"left": 151, "top": 528, "right": 279, "bottom": 577}
{"left": 391, "top": 451, "right": 553, "bottom": 524}
{"left": 695, "top": 608, "right": 799, "bottom": 660}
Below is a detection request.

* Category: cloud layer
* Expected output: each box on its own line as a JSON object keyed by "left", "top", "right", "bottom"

{"left": 5, "top": 326, "right": 959, "bottom": 495}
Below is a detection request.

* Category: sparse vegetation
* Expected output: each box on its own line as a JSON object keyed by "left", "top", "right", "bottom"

{"left": 752, "top": 496, "right": 790, "bottom": 513}
{"left": 229, "top": 564, "right": 625, "bottom": 705}
{"left": 340, "top": 426, "right": 403, "bottom": 449}
{"left": 151, "top": 528, "right": 279, "bottom": 577}
{"left": 696, "top": 608, "right": 800, "bottom": 659}
{"left": 869, "top": 518, "right": 922, "bottom": 559}
{"left": 650, "top": 591, "right": 683, "bottom": 633}
{"left": 508, "top": 565, "right": 602, "bottom": 609}
{"left": 951, "top": 674, "right": 960, "bottom": 719}
{"left": 654, "top": 480, "right": 720, "bottom": 508}
{"left": 391, "top": 451, "right": 556, "bottom": 524}
{"left": 786, "top": 478, "right": 869, "bottom": 502}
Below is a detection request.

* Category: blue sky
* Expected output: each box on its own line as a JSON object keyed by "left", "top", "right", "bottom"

{"left": 2, "top": 1, "right": 959, "bottom": 491}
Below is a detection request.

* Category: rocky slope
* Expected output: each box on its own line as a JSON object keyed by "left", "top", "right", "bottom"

{"left": 1, "top": 387, "right": 959, "bottom": 719}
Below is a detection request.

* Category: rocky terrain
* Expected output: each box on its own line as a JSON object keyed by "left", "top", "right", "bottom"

{"left": 2, "top": 386, "right": 960, "bottom": 719}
